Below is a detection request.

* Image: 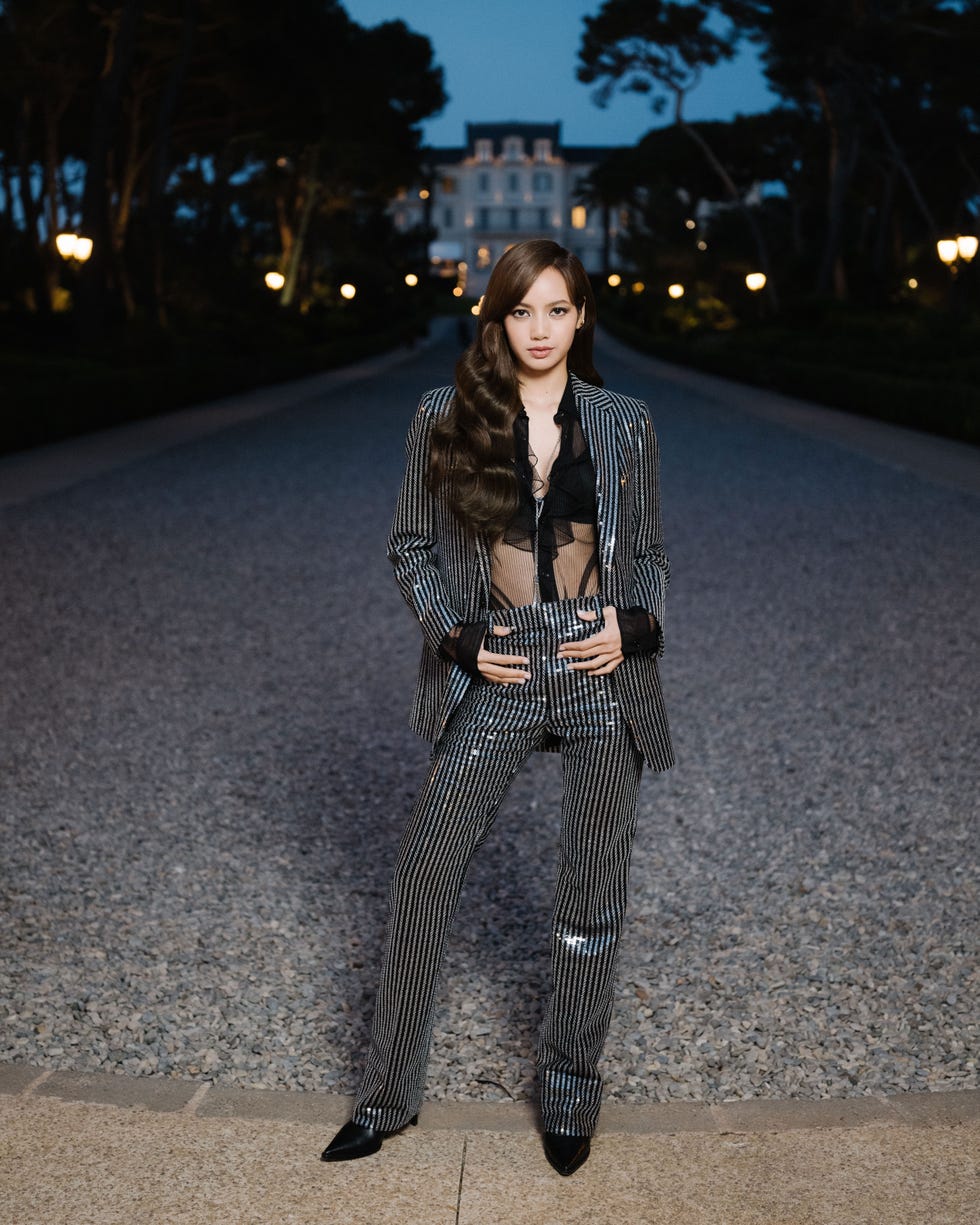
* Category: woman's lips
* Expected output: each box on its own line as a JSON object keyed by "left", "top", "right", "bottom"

{"left": 528, "top": 347, "right": 553, "bottom": 357}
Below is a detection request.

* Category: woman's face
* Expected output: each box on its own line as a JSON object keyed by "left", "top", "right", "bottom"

{"left": 502, "top": 266, "right": 584, "bottom": 381}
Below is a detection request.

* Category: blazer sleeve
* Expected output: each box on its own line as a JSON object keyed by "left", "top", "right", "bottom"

{"left": 387, "top": 394, "right": 467, "bottom": 658}
{"left": 629, "top": 403, "right": 669, "bottom": 656}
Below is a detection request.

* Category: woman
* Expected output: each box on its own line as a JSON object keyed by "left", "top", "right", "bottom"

{"left": 322, "top": 240, "right": 673, "bottom": 1176}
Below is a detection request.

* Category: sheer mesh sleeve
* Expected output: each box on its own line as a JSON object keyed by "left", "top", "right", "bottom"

{"left": 616, "top": 607, "right": 662, "bottom": 657}
{"left": 438, "top": 622, "right": 488, "bottom": 680}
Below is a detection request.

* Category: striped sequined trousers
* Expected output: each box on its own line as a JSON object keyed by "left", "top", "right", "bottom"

{"left": 351, "top": 597, "right": 644, "bottom": 1138}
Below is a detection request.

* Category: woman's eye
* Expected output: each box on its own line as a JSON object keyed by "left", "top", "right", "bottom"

{"left": 511, "top": 308, "right": 528, "bottom": 318}
{"left": 551, "top": 307, "right": 569, "bottom": 316}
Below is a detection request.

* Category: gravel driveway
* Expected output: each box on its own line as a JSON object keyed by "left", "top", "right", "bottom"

{"left": 1, "top": 327, "right": 977, "bottom": 1106}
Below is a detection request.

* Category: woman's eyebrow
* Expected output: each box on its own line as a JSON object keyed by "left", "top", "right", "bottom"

{"left": 514, "top": 298, "right": 573, "bottom": 308}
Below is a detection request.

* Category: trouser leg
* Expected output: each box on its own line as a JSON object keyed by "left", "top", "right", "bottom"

{"left": 538, "top": 708, "right": 643, "bottom": 1136}
{"left": 352, "top": 686, "right": 540, "bottom": 1132}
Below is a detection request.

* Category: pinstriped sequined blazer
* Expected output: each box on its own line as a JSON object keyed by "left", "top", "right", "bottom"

{"left": 387, "top": 373, "right": 674, "bottom": 772}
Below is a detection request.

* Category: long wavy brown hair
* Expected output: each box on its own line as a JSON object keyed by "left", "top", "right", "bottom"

{"left": 427, "top": 239, "right": 602, "bottom": 539}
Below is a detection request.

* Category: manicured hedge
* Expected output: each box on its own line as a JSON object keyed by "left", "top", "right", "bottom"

{"left": 601, "top": 309, "right": 980, "bottom": 445}
{"left": 0, "top": 308, "right": 426, "bottom": 456}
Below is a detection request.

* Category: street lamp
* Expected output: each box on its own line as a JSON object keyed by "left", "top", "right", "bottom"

{"left": 55, "top": 233, "right": 93, "bottom": 262}
{"left": 937, "top": 235, "right": 977, "bottom": 270}
{"left": 339, "top": 283, "right": 356, "bottom": 300}
{"left": 937, "top": 239, "right": 960, "bottom": 267}
{"left": 404, "top": 273, "right": 419, "bottom": 287}
{"left": 264, "top": 271, "right": 285, "bottom": 291}
{"left": 745, "top": 272, "right": 767, "bottom": 293}
{"left": 667, "top": 283, "right": 685, "bottom": 299}
{"left": 936, "top": 233, "right": 978, "bottom": 312}
{"left": 607, "top": 273, "right": 622, "bottom": 288}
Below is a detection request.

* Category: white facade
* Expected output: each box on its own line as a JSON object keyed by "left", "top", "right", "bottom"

{"left": 390, "top": 123, "right": 621, "bottom": 294}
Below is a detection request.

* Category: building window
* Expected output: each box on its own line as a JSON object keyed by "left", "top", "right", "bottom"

{"left": 507, "top": 171, "right": 520, "bottom": 194}
{"left": 476, "top": 245, "right": 492, "bottom": 269}
{"left": 532, "top": 171, "right": 553, "bottom": 194}
{"left": 533, "top": 139, "right": 552, "bottom": 162}
{"left": 478, "top": 171, "right": 491, "bottom": 194}
{"left": 571, "top": 205, "right": 587, "bottom": 230}
{"left": 477, "top": 207, "right": 490, "bottom": 229}
{"left": 443, "top": 206, "right": 454, "bottom": 228}
{"left": 537, "top": 207, "right": 549, "bottom": 229}
{"left": 441, "top": 175, "right": 457, "bottom": 194}
{"left": 509, "top": 207, "right": 519, "bottom": 228}
{"left": 475, "top": 138, "right": 493, "bottom": 162}
{"left": 503, "top": 136, "right": 524, "bottom": 161}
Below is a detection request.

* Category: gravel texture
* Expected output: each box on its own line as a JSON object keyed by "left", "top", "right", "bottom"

{"left": 1, "top": 331, "right": 977, "bottom": 1107}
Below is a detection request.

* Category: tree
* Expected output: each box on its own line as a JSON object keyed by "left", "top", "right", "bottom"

{"left": 0, "top": 0, "right": 446, "bottom": 329}
{"left": 76, "top": 0, "right": 143, "bottom": 333}
{"left": 0, "top": 0, "right": 99, "bottom": 312}
{"left": 578, "top": 0, "right": 781, "bottom": 307}
{"left": 717, "top": 0, "right": 980, "bottom": 297}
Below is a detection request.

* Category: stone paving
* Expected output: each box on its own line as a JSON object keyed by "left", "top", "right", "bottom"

{"left": 2, "top": 1063, "right": 978, "bottom": 1224}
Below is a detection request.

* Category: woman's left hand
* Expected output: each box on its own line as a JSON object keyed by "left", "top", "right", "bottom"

{"left": 557, "top": 606, "right": 624, "bottom": 675}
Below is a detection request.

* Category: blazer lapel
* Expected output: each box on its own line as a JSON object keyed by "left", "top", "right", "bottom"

{"left": 573, "top": 377, "right": 619, "bottom": 582}
{"left": 472, "top": 530, "right": 491, "bottom": 610}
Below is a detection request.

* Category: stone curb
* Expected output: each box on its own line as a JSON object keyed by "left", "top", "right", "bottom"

{"left": 3, "top": 1064, "right": 977, "bottom": 1135}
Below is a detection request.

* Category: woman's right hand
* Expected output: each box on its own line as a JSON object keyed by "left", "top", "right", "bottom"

{"left": 477, "top": 626, "right": 530, "bottom": 684}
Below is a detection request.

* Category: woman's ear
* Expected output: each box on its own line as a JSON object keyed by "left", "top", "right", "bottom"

{"left": 576, "top": 304, "right": 585, "bottom": 329}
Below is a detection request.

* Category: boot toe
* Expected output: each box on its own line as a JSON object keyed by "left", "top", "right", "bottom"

{"left": 542, "top": 1131, "right": 591, "bottom": 1176}
{"left": 321, "top": 1121, "right": 383, "bottom": 1162}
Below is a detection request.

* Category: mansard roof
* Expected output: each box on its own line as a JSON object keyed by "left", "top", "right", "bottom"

{"left": 464, "top": 121, "right": 562, "bottom": 152}
{"left": 423, "top": 123, "right": 615, "bottom": 166}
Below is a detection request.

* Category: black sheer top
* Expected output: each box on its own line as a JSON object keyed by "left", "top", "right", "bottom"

{"left": 493, "top": 379, "right": 600, "bottom": 606}
{"left": 441, "top": 380, "right": 660, "bottom": 677}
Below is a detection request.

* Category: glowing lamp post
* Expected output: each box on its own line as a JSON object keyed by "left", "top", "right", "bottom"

{"left": 956, "top": 235, "right": 978, "bottom": 262}
{"left": 264, "top": 271, "right": 285, "bottom": 291}
{"left": 667, "top": 283, "right": 685, "bottom": 300}
{"left": 744, "top": 270, "right": 768, "bottom": 319}
{"left": 55, "top": 233, "right": 93, "bottom": 262}
{"left": 937, "top": 239, "right": 960, "bottom": 268}
{"left": 339, "top": 283, "right": 357, "bottom": 300}
{"left": 404, "top": 273, "right": 419, "bottom": 287}
{"left": 937, "top": 235, "right": 977, "bottom": 272}
{"left": 607, "top": 273, "right": 622, "bottom": 288}
{"left": 937, "top": 235, "right": 978, "bottom": 312}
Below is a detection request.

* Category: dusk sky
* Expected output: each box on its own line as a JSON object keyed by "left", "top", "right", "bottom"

{"left": 342, "top": 0, "right": 778, "bottom": 148}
